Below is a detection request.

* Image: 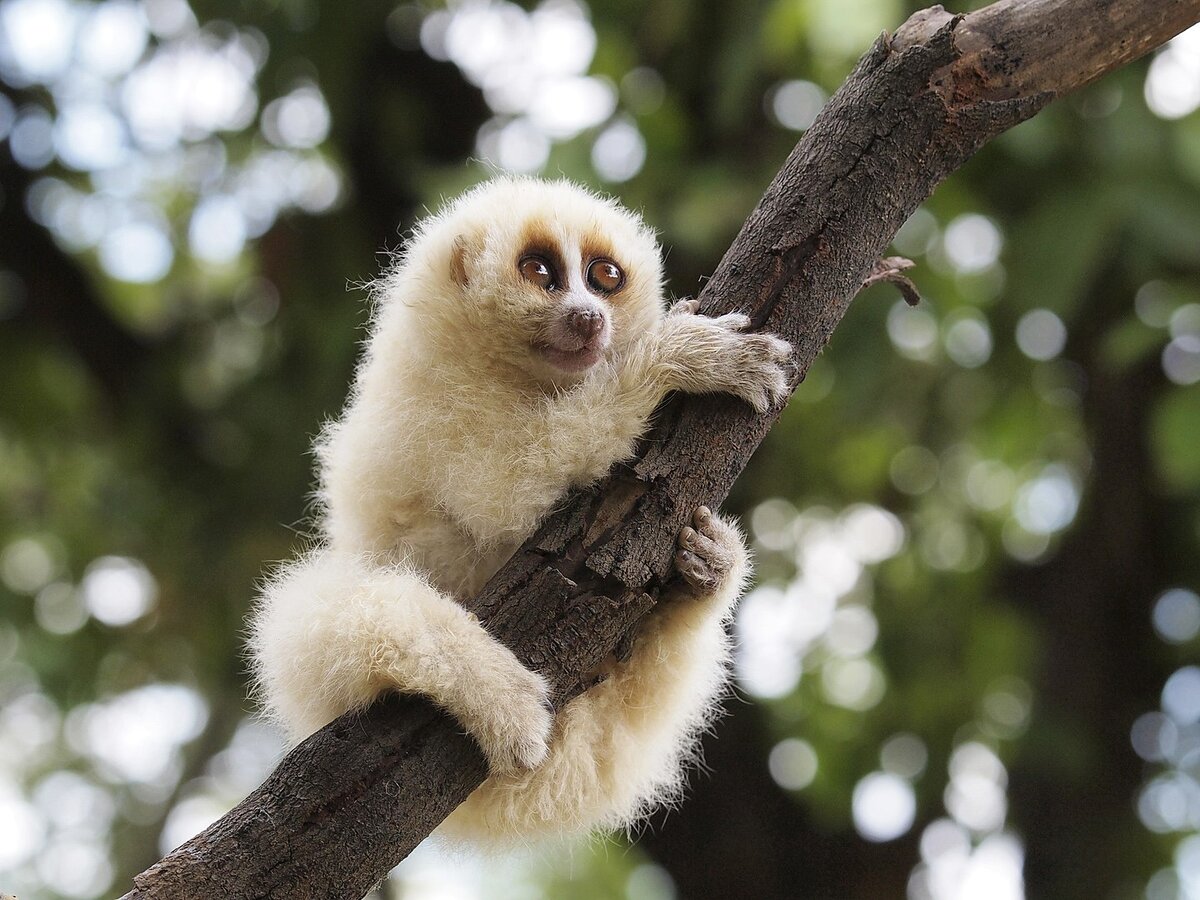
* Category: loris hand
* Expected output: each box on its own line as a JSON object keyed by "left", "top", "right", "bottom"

{"left": 658, "top": 301, "right": 793, "bottom": 413}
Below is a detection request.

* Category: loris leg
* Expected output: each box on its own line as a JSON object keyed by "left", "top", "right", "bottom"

{"left": 440, "top": 507, "right": 749, "bottom": 843}
{"left": 249, "top": 548, "right": 553, "bottom": 774}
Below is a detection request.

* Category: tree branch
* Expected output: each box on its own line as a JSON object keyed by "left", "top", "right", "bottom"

{"left": 119, "top": 1, "right": 1200, "bottom": 897}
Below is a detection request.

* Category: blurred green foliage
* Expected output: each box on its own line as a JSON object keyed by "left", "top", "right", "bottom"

{"left": 1, "top": 1, "right": 1198, "bottom": 899}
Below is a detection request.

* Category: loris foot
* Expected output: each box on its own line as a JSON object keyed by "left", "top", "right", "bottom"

{"left": 459, "top": 658, "right": 554, "bottom": 775}
{"left": 675, "top": 506, "right": 741, "bottom": 595}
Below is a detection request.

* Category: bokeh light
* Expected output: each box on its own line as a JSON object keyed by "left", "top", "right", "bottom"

{"left": 736, "top": 502, "right": 904, "bottom": 701}
{"left": 943, "top": 311, "right": 994, "bottom": 369}
{"left": 1145, "top": 23, "right": 1200, "bottom": 119}
{"left": 768, "top": 79, "right": 825, "bottom": 131}
{"left": 943, "top": 214, "right": 1003, "bottom": 274}
{"left": 853, "top": 771, "right": 917, "bottom": 842}
{"left": 420, "top": 0, "right": 633, "bottom": 177}
{"left": 80, "top": 556, "right": 157, "bottom": 626}
{"left": 1015, "top": 309, "right": 1067, "bottom": 361}
{"left": 0, "top": 0, "right": 341, "bottom": 287}
{"left": 768, "top": 738, "right": 819, "bottom": 791}
{"left": 1154, "top": 589, "right": 1200, "bottom": 644}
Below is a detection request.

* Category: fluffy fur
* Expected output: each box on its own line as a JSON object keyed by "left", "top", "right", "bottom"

{"left": 249, "top": 176, "right": 791, "bottom": 844}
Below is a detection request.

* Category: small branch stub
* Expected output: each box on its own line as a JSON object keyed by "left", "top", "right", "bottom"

{"left": 863, "top": 256, "right": 921, "bottom": 306}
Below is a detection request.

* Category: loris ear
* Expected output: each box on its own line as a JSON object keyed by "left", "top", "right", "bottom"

{"left": 449, "top": 229, "right": 483, "bottom": 288}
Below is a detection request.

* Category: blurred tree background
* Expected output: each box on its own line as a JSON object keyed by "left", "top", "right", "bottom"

{"left": 1, "top": 0, "right": 1198, "bottom": 898}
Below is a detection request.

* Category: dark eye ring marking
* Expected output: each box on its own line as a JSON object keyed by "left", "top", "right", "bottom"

{"left": 586, "top": 258, "right": 625, "bottom": 294}
{"left": 518, "top": 254, "right": 558, "bottom": 291}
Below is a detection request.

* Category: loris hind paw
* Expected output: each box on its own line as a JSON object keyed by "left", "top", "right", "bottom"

{"left": 675, "top": 506, "right": 741, "bottom": 595}
{"left": 466, "top": 662, "right": 555, "bottom": 775}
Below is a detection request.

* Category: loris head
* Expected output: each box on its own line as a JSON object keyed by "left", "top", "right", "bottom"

{"left": 381, "top": 177, "right": 665, "bottom": 386}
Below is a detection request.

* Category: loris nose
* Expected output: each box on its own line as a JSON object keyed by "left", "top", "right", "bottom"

{"left": 568, "top": 307, "right": 606, "bottom": 340}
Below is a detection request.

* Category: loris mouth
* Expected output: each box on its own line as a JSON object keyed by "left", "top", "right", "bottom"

{"left": 533, "top": 341, "right": 606, "bottom": 373}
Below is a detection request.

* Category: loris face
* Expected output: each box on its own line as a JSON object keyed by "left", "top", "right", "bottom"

{"left": 513, "top": 232, "right": 624, "bottom": 374}
{"left": 408, "top": 178, "right": 666, "bottom": 387}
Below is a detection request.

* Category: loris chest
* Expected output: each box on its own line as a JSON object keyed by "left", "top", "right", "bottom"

{"left": 420, "top": 394, "right": 632, "bottom": 549}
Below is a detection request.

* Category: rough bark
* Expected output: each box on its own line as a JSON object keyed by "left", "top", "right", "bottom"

{"left": 120, "top": 1, "right": 1200, "bottom": 897}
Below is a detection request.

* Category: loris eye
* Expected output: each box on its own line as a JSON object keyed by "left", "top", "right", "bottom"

{"left": 586, "top": 258, "right": 625, "bottom": 294}
{"left": 518, "top": 255, "right": 557, "bottom": 290}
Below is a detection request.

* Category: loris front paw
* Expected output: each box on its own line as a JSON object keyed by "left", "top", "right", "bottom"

{"left": 709, "top": 315, "right": 792, "bottom": 413}
{"left": 669, "top": 297, "right": 701, "bottom": 316}
{"left": 663, "top": 303, "right": 792, "bottom": 412}
{"left": 675, "top": 506, "right": 741, "bottom": 595}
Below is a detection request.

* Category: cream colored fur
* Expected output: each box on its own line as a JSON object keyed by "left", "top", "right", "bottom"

{"left": 249, "top": 176, "right": 790, "bottom": 844}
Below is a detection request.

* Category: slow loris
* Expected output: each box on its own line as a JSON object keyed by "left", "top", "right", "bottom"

{"left": 249, "top": 177, "right": 791, "bottom": 843}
